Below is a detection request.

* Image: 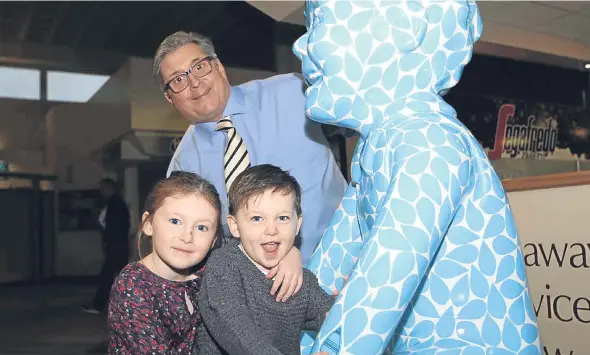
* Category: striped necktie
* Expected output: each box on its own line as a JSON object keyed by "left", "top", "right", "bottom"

{"left": 216, "top": 116, "right": 251, "bottom": 191}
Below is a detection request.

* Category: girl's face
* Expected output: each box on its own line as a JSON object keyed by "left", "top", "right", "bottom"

{"left": 142, "top": 193, "right": 218, "bottom": 281}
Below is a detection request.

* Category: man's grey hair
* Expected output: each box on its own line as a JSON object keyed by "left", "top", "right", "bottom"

{"left": 152, "top": 31, "right": 217, "bottom": 89}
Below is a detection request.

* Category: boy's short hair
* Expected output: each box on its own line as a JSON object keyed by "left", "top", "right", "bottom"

{"left": 228, "top": 164, "right": 302, "bottom": 216}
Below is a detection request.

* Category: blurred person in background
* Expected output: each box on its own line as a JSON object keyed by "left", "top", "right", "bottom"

{"left": 82, "top": 178, "right": 130, "bottom": 314}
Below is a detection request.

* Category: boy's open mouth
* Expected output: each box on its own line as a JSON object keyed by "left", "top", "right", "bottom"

{"left": 261, "top": 242, "right": 280, "bottom": 253}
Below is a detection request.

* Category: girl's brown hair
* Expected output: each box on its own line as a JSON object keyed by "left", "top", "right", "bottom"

{"left": 137, "top": 171, "right": 223, "bottom": 258}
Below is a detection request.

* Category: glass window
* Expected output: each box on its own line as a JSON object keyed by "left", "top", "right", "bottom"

{"left": 0, "top": 66, "right": 41, "bottom": 100}
{"left": 47, "top": 71, "right": 109, "bottom": 103}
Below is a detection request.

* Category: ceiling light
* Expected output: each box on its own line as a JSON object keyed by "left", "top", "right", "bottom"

{"left": 585, "top": 63, "right": 590, "bottom": 69}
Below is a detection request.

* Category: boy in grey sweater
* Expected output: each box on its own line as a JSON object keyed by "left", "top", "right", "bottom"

{"left": 197, "top": 164, "right": 335, "bottom": 355}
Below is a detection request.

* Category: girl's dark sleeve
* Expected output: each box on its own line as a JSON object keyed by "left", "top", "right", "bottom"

{"left": 108, "top": 274, "right": 169, "bottom": 354}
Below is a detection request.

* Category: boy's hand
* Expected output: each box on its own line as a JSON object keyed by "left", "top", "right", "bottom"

{"left": 326, "top": 275, "right": 348, "bottom": 315}
{"left": 267, "top": 247, "right": 303, "bottom": 302}
{"left": 331, "top": 275, "right": 348, "bottom": 300}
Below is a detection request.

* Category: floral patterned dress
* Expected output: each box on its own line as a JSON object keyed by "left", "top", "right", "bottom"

{"left": 108, "top": 262, "right": 203, "bottom": 354}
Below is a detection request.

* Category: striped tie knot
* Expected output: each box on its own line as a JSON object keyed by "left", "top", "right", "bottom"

{"left": 215, "top": 117, "right": 234, "bottom": 131}
{"left": 216, "top": 116, "right": 251, "bottom": 191}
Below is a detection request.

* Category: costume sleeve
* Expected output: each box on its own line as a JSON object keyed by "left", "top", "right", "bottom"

{"left": 309, "top": 123, "right": 472, "bottom": 354}
{"left": 198, "top": 256, "right": 284, "bottom": 355}
{"left": 306, "top": 138, "right": 365, "bottom": 287}
{"left": 108, "top": 275, "right": 172, "bottom": 354}
{"left": 300, "top": 141, "right": 364, "bottom": 354}
{"left": 303, "top": 270, "right": 336, "bottom": 331}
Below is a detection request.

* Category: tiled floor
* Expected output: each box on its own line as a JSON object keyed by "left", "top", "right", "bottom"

{"left": 0, "top": 283, "right": 108, "bottom": 355}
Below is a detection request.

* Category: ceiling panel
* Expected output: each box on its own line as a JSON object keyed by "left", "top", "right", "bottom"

{"left": 474, "top": 1, "right": 514, "bottom": 18}
{"left": 247, "top": 0, "right": 590, "bottom": 70}
{"left": 250, "top": 0, "right": 590, "bottom": 48}
{"left": 0, "top": 1, "right": 278, "bottom": 73}
{"left": 541, "top": 1, "right": 590, "bottom": 12}
{"left": 536, "top": 13, "right": 590, "bottom": 44}
{"left": 483, "top": 2, "right": 568, "bottom": 27}
{"left": 481, "top": 1, "right": 590, "bottom": 48}
{"left": 4, "top": 1, "right": 590, "bottom": 74}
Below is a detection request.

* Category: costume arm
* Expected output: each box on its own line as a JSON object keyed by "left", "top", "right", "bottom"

{"left": 198, "top": 258, "right": 284, "bottom": 355}
{"left": 306, "top": 138, "right": 364, "bottom": 290}
{"left": 310, "top": 126, "right": 472, "bottom": 354}
{"left": 306, "top": 182, "right": 362, "bottom": 291}
{"left": 108, "top": 277, "right": 171, "bottom": 354}
{"left": 300, "top": 142, "right": 363, "bottom": 355}
{"left": 303, "top": 270, "right": 336, "bottom": 331}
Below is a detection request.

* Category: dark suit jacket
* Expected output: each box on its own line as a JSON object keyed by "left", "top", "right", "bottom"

{"left": 103, "top": 194, "right": 130, "bottom": 249}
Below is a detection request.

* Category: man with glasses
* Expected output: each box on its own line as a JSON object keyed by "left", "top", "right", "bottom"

{"left": 152, "top": 31, "right": 347, "bottom": 302}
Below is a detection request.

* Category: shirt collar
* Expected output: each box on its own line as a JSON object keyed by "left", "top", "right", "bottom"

{"left": 196, "top": 85, "right": 246, "bottom": 132}
{"left": 223, "top": 85, "right": 246, "bottom": 117}
{"left": 238, "top": 243, "right": 271, "bottom": 276}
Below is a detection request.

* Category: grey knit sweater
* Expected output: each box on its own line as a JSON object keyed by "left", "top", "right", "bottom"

{"left": 197, "top": 239, "right": 334, "bottom": 355}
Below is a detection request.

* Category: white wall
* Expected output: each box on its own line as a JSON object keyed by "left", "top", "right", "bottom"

{"left": 508, "top": 184, "right": 590, "bottom": 355}
{"left": 89, "top": 60, "right": 131, "bottom": 105}
{"left": 47, "top": 102, "right": 130, "bottom": 190}
{"left": 128, "top": 57, "right": 186, "bottom": 132}
{"left": 0, "top": 99, "right": 50, "bottom": 174}
{"left": 46, "top": 102, "right": 131, "bottom": 277}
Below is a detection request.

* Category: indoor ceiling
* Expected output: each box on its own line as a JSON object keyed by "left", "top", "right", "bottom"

{"left": 2, "top": 1, "right": 590, "bottom": 74}
{"left": 0, "top": 1, "right": 277, "bottom": 72}
{"left": 249, "top": 1, "right": 590, "bottom": 70}
{"left": 258, "top": 1, "right": 590, "bottom": 45}
{"left": 480, "top": 1, "right": 590, "bottom": 46}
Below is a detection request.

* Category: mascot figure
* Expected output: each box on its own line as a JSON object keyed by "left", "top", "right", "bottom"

{"left": 293, "top": 0, "right": 543, "bottom": 354}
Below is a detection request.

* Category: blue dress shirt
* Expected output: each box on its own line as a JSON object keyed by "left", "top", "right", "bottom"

{"left": 167, "top": 73, "right": 348, "bottom": 264}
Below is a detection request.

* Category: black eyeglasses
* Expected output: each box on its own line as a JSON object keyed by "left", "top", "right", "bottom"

{"left": 164, "top": 56, "right": 216, "bottom": 93}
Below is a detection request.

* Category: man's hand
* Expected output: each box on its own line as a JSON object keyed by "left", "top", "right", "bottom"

{"left": 266, "top": 247, "right": 303, "bottom": 302}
